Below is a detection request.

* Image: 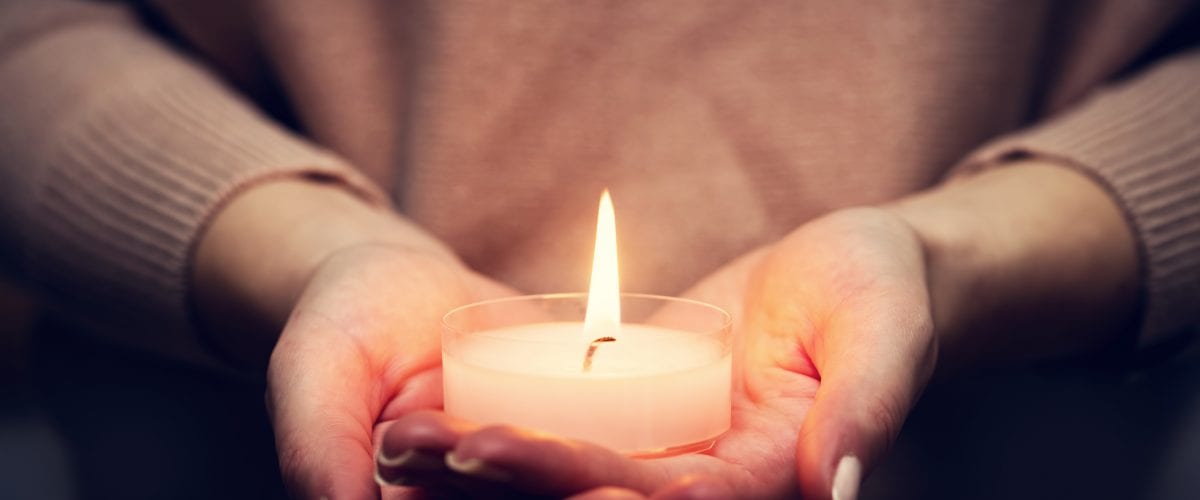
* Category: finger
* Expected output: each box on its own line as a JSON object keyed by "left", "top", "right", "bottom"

{"left": 794, "top": 295, "right": 936, "bottom": 500}
{"left": 376, "top": 411, "right": 536, "bottom": 499}
{"left": 271, "top": 252, "right": 475, "bottom": 499}
{"left": 447, "top": 424, "right": 670, "bottom": 497}
{"left": 380, "top": 367, "right": 444, "bottom": 420}
{"left": 268, "top": 312, "right": 383, "bottom": 499}
{"left": 376, "top": 410, "right": 470, "bottom": 477}
{"left": 567, "top": 476, "right": 734, "bottom": 500}
{"left": 375, "top": 424, "right": 430, "bottom": 500}
{"left": 376, "top": 410, "right": 476, "bottom": 485}
{"left": 380, "top": 484, "right": 426, "bottom": 500}
{"left": 649, "top": 475, "right": 736, "bottom": 500}
{"left": 568, "top": 487, "right": 648, "bottom": 500}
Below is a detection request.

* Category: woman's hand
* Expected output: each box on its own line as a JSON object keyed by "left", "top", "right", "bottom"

{"left": 374, "top": 160, "right": 1140, "bottom": 499}
{"left": 269, "top": 243, "right": 515, "bottom": 498}
{"left": 198, "top": 159, "right": 1137, "bottom": 499}
{"left": 375, "top": 207, "right": 938, "bottom": 499}
{"left": 193, "top": 179, "right": 516, "bottom": 498}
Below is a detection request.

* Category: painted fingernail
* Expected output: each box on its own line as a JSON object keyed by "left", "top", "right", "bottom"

{"left": 832, "top": 455, "right": 862, "bottom": 500}
{"left": 376, "top": 448, "right": 447, "bottom": 486}
{"left": 373, "top": 464, "right": 411, "bottom": 487}
{"left": 377, "top": 448, "right": 445, "bottom": 469}
{"left": 445, "top": 451, "right": 512, "bottom": 482}
{"left": 378, "top": 448, "right": 417, "bottom": 467}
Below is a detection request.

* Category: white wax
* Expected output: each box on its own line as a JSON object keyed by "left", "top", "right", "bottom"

{"left": 443, "top": 322, "right": 731, "bottom": 454}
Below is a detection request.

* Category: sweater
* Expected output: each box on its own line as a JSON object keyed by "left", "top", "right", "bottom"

{"left": 0, "top": 0, "right": 1197, "bottom": 364}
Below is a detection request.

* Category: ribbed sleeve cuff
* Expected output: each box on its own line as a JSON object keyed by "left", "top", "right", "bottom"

{"left": 0, "top": 19, "right": 387, "bottom": 367}
{"left": 958, "top": 50, "right": 1200, "bottom": 346}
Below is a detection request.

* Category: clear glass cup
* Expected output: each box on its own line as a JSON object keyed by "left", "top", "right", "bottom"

{"left": 442, "top": 293, "right": 732, "bottom": 457}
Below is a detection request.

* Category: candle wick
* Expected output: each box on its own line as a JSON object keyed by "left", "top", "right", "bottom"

{"left": 582, "top": 336, "right": 617, "bottom": 372}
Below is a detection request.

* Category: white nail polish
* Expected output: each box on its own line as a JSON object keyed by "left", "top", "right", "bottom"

{"left": 373, "top": 464, "right": 412, "bottom": 488}
{"left": 445, "top": 451, "right": 512, "bottom": 481}
{"left": 376, "top": 448, "right": 417, "bottom": 467}
{"left": 832, "top": 455, "right": 862, "bottom": 500}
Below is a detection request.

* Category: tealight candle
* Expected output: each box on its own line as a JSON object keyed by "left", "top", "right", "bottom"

{"left": 442, "top": 192, "right": 733, "bottom": 457}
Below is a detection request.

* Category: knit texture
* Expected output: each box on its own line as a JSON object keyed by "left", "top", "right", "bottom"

{"left": 0, "top": 0, "right": 1197, "bottom": 365}
{"left": 962, "top": 50, "right": 1200, "bottom": 344}
{"left": 0, "top": 2, "right": 384, "bottom": 364}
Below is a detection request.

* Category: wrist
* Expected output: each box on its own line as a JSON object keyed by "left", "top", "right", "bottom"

{"left": 193, "top": 177, "right": 457, "bottom": 366}
{"left": 886, "top": 160, "right": 1140, "bottom": 371}
{"left": 885, "top": 180, "right": 995, "bottom": 371}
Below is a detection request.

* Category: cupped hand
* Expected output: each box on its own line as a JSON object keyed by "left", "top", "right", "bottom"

{"left": 265, "top": 243, "right": 516, "bottom": 499}
{"left": 375, "top": 207, "right": 939, "bottom": 499}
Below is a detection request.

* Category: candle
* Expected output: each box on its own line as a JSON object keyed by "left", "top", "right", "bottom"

{"left": 443, "top": 302, "right": 732, "bottom": 455}
{"left": 442, "top": 191, "right": 732, "bottom": 456}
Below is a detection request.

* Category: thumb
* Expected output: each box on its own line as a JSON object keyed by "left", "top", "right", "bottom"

{"left": 269, "top": 311, "right": 384, "bottom": 500}
{"left": 795, "top": 300, "right": 937, "bottom": 500}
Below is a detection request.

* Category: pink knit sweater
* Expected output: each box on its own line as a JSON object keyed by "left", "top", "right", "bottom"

{"left": 0, "top": 0, "right": 1196, "bottom": 364}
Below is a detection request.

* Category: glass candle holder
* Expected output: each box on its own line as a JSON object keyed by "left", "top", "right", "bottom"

{"left": 442, "top": 293, "right": 733, "bottom": 457}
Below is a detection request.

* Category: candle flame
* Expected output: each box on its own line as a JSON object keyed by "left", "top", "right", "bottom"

{"left": 584, "top": 190, "right": 621, "bottom": 338}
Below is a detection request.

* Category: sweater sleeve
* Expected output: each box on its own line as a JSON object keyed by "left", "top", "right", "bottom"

{"left": 0, "top": 0, "right": 388, "bottom": 366}
{"left": 958, "top": 48, "right": 1200, "bottom": 347}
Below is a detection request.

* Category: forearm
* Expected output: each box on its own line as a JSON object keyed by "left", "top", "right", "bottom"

{"left": 887, "top": 161, "right": 1140, "bottom": 371}
{"left": 0, "top": 0, "right": 408, "bottom": 369}
{"left": 193, "top": 178, "right": 458, "bottom": 368}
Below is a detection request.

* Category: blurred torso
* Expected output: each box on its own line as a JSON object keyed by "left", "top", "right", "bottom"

{"left": 150, "top": 0, "right": 1186, "bottom": 294}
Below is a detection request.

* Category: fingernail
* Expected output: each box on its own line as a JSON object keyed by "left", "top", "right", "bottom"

{"left": 832, "top": 455, "right": 862, "bottom": 500}
{"left": 377, "top": 448, "right": 445, "bottom": 469}
{"left": 375, "top": 449, "right": 411, "bottom": 487}
{"left": 376, "top": 448, "right": 444, "bottom": 487}
{"left": 377, "top": 448, "right": 417, "bottom": 467}
{"left": 445, "top": 451, "right": 512, "bottom": 482}
{"left": 373, "top": 465, "right": 411, "bottom": 487}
